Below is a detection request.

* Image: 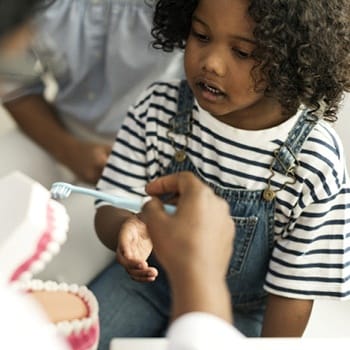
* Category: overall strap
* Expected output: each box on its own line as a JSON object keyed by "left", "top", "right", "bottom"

{"left": 169, "top": 80, "right": 194, "bottom": 135}
{"left": 271, "top": 110, "right": 319, "bottom": 176}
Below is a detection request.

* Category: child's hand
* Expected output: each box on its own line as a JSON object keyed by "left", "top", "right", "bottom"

{"left": 116, "top": 215, "right": 158, "bottom": 282}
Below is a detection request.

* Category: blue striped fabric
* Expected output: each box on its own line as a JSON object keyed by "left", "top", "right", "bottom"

{"left": 96, "top": 80, "right": 350, "bottom": 300}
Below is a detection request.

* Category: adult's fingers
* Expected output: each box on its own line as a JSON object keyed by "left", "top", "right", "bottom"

{"left": 141, "top": 196, "right": 169, "bottom": 228}
{"left": 145, "top": 172, "right": 199, "bottom": 197}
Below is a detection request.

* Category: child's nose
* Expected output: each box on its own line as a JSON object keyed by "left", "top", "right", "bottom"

{"left": 201, "top": 50, "right": 227, "bottom": 77}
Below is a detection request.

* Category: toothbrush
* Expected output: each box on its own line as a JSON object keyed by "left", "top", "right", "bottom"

{"left": 50, "top": 182, "right": 176, "bottom": 214}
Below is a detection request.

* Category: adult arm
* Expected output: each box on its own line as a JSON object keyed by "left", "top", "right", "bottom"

{"left": 141, "top": 172, "right": 235, "bottom": 323}
{"left": 261, "top": 293, "right": 313, "bottom": 337}
{"left": 4, "top": 94, "right": 111, "bottom": 184}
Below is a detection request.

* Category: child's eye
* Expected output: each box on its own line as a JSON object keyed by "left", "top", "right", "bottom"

{"left": 191, "top": 29, "right": 209, "bottom": 42}
{"left": 233, "top": 48, "right": 250, "bottom": 59}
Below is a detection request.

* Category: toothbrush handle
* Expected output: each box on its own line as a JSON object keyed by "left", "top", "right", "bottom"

{"left": 72, "top": 185, "right": 176, "bottom": 214}
{"left": 72, "top": 186, "right": 122, "bottom": 205}
{"left": 162, "top": 203, "right": 177, "bottom": 215}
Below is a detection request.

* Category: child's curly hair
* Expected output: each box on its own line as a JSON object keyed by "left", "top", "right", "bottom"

{"left": 151, "top": 0, "right": 350, "bottom": 122}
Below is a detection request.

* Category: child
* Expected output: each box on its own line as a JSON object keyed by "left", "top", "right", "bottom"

{"left": 90, "top": 0, "right": 350, "bottom": 344}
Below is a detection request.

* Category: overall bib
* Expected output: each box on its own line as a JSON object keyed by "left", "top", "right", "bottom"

{"left": 162, "top": 80, "right": 318, "bottom": 336}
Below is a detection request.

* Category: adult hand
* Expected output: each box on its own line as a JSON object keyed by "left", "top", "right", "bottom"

{"left": 141, "top": 172, "right": 235, "bottom": 322}
{"left": 64, "top": 140, "right": 112, "bottom": 185}
{"left": 115, "top": 215, "right": 157, "bottom": 282}
{"left": 4, "top": 95, "right": 111, "bottom": 186}
{"left": 141, "top": 172, "right": 235, "bottom": 283}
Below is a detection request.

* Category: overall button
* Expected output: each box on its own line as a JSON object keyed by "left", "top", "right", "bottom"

{"left": 175, "top": 150, "right": 186, "bottom": 162}
{"left": 263, "top": 188, "right": 275, "bottom": 201}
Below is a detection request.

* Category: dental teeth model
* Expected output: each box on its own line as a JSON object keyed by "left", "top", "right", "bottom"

{"left": 0, "top": 172, "right": 69, "bottom": 285}
{"left": 13, "top": 279, "right": 99, "bottom": 350}
{"left": 0, "top": 172, "right": 99, "bottom": 350}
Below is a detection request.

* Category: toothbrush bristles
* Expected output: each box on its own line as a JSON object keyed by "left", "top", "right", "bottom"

{"left": 50, "top": 183, "right": 72, "bottom": 200}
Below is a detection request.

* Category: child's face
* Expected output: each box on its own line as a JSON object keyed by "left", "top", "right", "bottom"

{"left": 184, "top": 0, "right": 282, "bottom": 130}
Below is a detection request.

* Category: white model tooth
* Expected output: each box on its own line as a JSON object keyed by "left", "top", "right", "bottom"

{"left": 47, "top": 241, "right": 60, "bottom": 254}
{"left": 68, "top": 284, "right": 79, "bottom": 293}
{"left": 81, "top": 319, "right": 89, "bottom": 331}
{"left": 51, "top": 228, "right": 66, "bottom": 244}
{"left": 13, "top": 280, "right": 29, "bottom": 291}
{"left": 83, "top": 318, "right": 93, "bottom": 330}
{"left": 44, "top": 280, "right": 58, "bottom": 291}
{"left": 31, "top": 260, "right": 44, "bottom": 274}
{"left": 85, "top": 297, "right": 93, "bottom": 309}
{"left": 57, "top": 282, "right": 69, "bottom": 292}
{"left": 40, "top": 251, "right": 52, "bottom": 263}
{"left": 90, "top": 299, "right": 99, "bottom": 316}
{"left": 71, "top": 320, "right": 83, "bottom": 334}
{"left": 78, "top": 286, "right": 89, "bottom": 298}
{"left": 57, "top": 233, "right": 67, "bottom": 244}
{"left": 57, "top": 321, "right": 72, "bottom": 336}
{"left": 19, "top": 271, "right": 32, "bottom": 282}
{"left": 31, "top": 279, "right": 44, "bottom": 290}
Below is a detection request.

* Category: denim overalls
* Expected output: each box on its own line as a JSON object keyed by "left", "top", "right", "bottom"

{"left": 89, "top": 81, "right": 319, "bottom": 345}
{"left": 162, "top": 80, "right": 318, "bottom": 336}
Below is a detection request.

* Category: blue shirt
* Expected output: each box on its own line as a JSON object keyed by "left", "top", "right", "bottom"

{"left": 24, "top": 0, "right": 184, "bottom": 139}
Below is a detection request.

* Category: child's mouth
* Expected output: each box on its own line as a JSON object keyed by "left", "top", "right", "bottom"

{"left": 197, "top": 81, "right": 225, "bottom": 100}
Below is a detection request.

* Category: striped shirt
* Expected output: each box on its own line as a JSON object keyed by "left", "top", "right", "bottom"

{"left": 97, "top": 80, "right": 350, "bottom": 300}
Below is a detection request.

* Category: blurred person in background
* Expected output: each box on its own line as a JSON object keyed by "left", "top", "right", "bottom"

{"left": 0, "top": 0, "right": 184, "bottom": 285}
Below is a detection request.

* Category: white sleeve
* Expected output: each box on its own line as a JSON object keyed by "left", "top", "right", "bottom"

{"left": 166, "top": 312, "right": 243, "bottom": 350}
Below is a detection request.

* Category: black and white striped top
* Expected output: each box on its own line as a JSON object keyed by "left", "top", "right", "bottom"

{"left": 97, "top": 80, "right": 350, "bottom": 300}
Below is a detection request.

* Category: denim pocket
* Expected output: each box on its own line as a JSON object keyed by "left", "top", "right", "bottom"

{"left": 227, "top": 216, "right": 258, "bottom": 277}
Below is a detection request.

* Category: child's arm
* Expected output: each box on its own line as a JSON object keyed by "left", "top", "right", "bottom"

{"left": 95, "top": 205, "right": 134, "bottom": 251}
{"left": 95, "top": 205, "right": 157, "bottom": 282}
{"left": 261, "top": 293, "right": 313, "bottom": 337}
